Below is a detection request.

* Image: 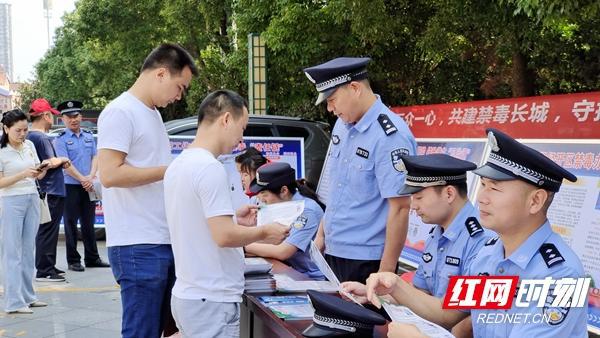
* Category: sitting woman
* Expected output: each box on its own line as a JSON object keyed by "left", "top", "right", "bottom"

{"left": 244, "top": 162, "right": 326, "bottom": 280}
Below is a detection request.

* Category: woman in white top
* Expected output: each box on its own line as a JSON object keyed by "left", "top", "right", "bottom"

{"left": 0, "top": 109, "right": 50, "bottom": 313}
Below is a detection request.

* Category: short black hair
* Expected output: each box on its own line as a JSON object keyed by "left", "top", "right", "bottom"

{"left": 235, "top": 146, "right": 264, "bottom": 164}
{"left": 1, "top": 109, "right": 28, "bottom": 148}
{"left": 141, "top": 43, "right": 199, "bottom": 77}
{"left": 197, "top": 90, "right": 248, "bottom": 125}
{"left": 433, "top": 182, "right": 468, "bottom": 198}
{"left": 239, "top": 154, "right": 268, "bottom": 175}
{"left": 30, "top": 114, "right": 45, "bottom": 123}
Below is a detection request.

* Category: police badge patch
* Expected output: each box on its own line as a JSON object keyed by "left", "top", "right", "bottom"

{"left": 543, "top": 292, "right": 569, "bottom": 326}
{"left": 391, "top": 148, "right": 410, "bottom": 172}
{"left": 422, "top": 252, "right": 432, "bottom": 263}
{"left": 332, "top": 135, "right": 340, "bottom": 145}
{"left": 292, "top": 216, "right": 308, "bottom": 229}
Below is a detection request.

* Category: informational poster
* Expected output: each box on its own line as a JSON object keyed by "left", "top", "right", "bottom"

{"left": 94, "top": 136, "right": 305, "bottom": 225}
{"left": 399, "top": 139, "right": 487, "bottom": 267}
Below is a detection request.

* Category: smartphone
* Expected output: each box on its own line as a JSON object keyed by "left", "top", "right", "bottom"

{"left": 36, "top": 162, "right": 50, "bottom": 171}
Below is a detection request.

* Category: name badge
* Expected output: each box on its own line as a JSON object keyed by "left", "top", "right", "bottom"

{"left": 356, "top": 147, "right": 369, "bottom": 159}
{"left": 445, "top": 256, "right": 460, "bottom": 266}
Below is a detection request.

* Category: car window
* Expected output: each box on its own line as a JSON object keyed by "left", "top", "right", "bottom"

{"left": 173, "top": 127, "right": 197, "bottom": 136}
{"left": 276, "top": 125, "right": 310, "bottom": 141}
{"left": 245, "top": 124, "right": 274, "bottom": 137}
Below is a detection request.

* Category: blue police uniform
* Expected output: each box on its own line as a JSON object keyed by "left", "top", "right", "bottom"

{"left": 54, "top": 128, "right": 96, "bottom": 185}
{"left": 304, "top": 58, "right": 417, "bottom": 283}
{"left": 468, "top": 222, "right": 587, "bottom": 338}
{"left": 249, "top": 162, "right": 326, "bottom": 280}
{"left": 413, "top": 202, "right": 491, "bottom": 298}
{"left": 396, "top": 153, "right": 493, "bottom": 298}
{"left": 53, "top": 100, "right": 106, "bottom": 270}
{"left": 323, "top": 97, "right": 416, "bottom": 261}
{"left": 285, "top": 192, "right": 326, "bottom": 280}
{"left": 466, "top": 128, "right": 587, "bottom": 338}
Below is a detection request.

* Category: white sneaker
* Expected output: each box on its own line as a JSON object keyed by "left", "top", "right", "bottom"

{"left": 7, "top": 306, "right": 33, "bottom": 314}
{"left": 29, "top": 301, "right": 48, "bottom": 307}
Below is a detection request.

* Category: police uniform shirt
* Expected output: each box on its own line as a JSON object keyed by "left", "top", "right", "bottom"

{"left": 27, "top": 131, "right": 66, "bottom": 197}
{"left": 284, "top": 192, "right": 326, "bottom": 280}
{"left": 54, "top": 128, "right": 97, "bottom": 185}
{"left": 412, "top": 202, "right": 491, "bottom": 298}
{"left": 467, "top": 221, "right": 588, "bottom": 338}
{"left": 323, "top": 96, "right": 417, "bottom": 260}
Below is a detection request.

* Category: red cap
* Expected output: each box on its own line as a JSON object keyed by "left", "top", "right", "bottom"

{"left": 29, "top": 98, "right": 60, "bottom": 116}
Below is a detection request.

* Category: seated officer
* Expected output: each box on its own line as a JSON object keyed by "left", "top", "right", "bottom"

{"left": 359, "top": 128, "right": 588, "bottom": 338}
{"left": 244, "top": 162, "right": 326, "bottom": 280}
{"left": 303, "top": 290, "right": 386, "bottom": 337}
{"left": 398, "top": 153, "right": 492, "bottom": 298}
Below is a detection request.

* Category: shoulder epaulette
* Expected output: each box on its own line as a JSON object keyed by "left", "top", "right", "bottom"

{"left": 539, "top": 243, "right": 565, "bottom": 268}
{"left": 465, "top": 217, "right": 484, "bottom": 237}
{"left": 429, "top": 226, "right": 435, "bottom": 234}
{"left": 82, "top": 128, "right": 92, "bottom": 134}
{"left": 485, "top": 237, "right": 499, "bottom": 246}
{"left": 56, "top": 130, "right": 66, "bottom": 137}
{"left": 377, "top": 114, "right": 397, "bottom": 136}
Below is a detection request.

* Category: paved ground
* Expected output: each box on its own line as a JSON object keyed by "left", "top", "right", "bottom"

{"left": 0, "top": 239, "right": 121, "bottom": 338}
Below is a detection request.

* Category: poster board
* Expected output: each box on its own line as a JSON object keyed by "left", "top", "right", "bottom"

{"left": 94, "top": 136, "right": 305, "bottom": 225}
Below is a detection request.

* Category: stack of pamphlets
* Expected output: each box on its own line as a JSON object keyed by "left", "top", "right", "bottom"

{"left": 274, "top": 274, "right": 338, "bottom": 293}
{"left": 258, "top": 295, "right": 314, "bottom": 320}
{"left": 244, "top": 257, "right": 276, "bottom": 293}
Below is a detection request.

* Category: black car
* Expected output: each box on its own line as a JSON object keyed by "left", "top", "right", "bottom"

{"left": 164, "top": 115, "right": 331, "bottom": 187}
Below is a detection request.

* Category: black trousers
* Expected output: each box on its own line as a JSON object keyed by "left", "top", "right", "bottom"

{"left": 324, "top": 254, "right": 381, "bottom": 284}
{"left": 35, "top": 194, "right": 65, "bottom": 277}
{"left": 64, "top": 184, "right": 100, "bottom": 265}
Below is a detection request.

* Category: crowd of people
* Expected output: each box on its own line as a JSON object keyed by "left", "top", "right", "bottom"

{"left": 0, "top": 42, "right": 589, "bottom": 338}
{"left": 0, "top": 98, "right": 110, "bottom": 314}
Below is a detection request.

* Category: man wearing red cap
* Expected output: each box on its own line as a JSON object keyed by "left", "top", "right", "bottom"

{"left": 27, "top": 98, "right": 73, "bottom": 282}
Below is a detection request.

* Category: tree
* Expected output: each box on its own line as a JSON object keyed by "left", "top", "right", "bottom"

{"left": 29, "top": 0, "right": 599, "bottom": 124}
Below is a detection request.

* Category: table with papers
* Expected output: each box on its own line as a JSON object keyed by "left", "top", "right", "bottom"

{"left": 240, "top": 259, "right": 390, "bottom": 338}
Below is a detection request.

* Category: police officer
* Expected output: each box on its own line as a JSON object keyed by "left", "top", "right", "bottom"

{"left": 398, "top": 153, "right": 492, "bottom": 299}
{"left": 244, "top": 162, "right": 326, "bottom": 280}
{"left": 54, "top": 100, "right": 109, "bottom": 271}
{"left": 359, "top": 128, "right": 588, "bottom": 338}
{"left": 304, "top": 57, "right": 417, "bottom": 283}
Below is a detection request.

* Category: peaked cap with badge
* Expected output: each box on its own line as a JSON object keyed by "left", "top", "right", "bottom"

{"left": 303, "top": 57, "right": 371, "bottom": 105}
{"left": 303, "top": 290, "right": 386, "bottom": 337}
{"left": 397, "top": 153, "right": 477, "bottom": 195}
{"left": 57, "top": 100, "right": 83, "bottom": 116}
{"left": 473, "top": 128, "right": 577, "bottom": 192}
{"left": 249, "top": 162, "right": 296, "bottom": 194}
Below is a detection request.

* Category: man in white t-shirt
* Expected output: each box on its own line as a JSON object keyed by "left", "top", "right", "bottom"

{"left": 164, "top": 90, "right": 290, "bottom": 338}
{"left": 97, "top": 43, "right": 198, "bottom": 338}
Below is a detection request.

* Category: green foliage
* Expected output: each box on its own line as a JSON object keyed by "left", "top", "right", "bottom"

{"left": 27, "top": 0, "right": 599, "bottom": 123}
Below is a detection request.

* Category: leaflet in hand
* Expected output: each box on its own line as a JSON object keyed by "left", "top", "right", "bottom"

{"left": 257, "top": 200, "right": 305, "bottom": 227}
{"left": 381, "top": 302, "right": 455, "bottom": 338}
{"left": 308, "top": 241, "right": 363, "bottom": 306}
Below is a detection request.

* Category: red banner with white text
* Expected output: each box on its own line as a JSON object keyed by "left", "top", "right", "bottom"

{"left": 391, "top": 91, "right": 600, "bottom": 139}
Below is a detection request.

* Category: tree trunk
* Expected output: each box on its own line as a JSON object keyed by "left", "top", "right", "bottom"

{"left": 511, "top": 50, "right": 535, "bottom": 97}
